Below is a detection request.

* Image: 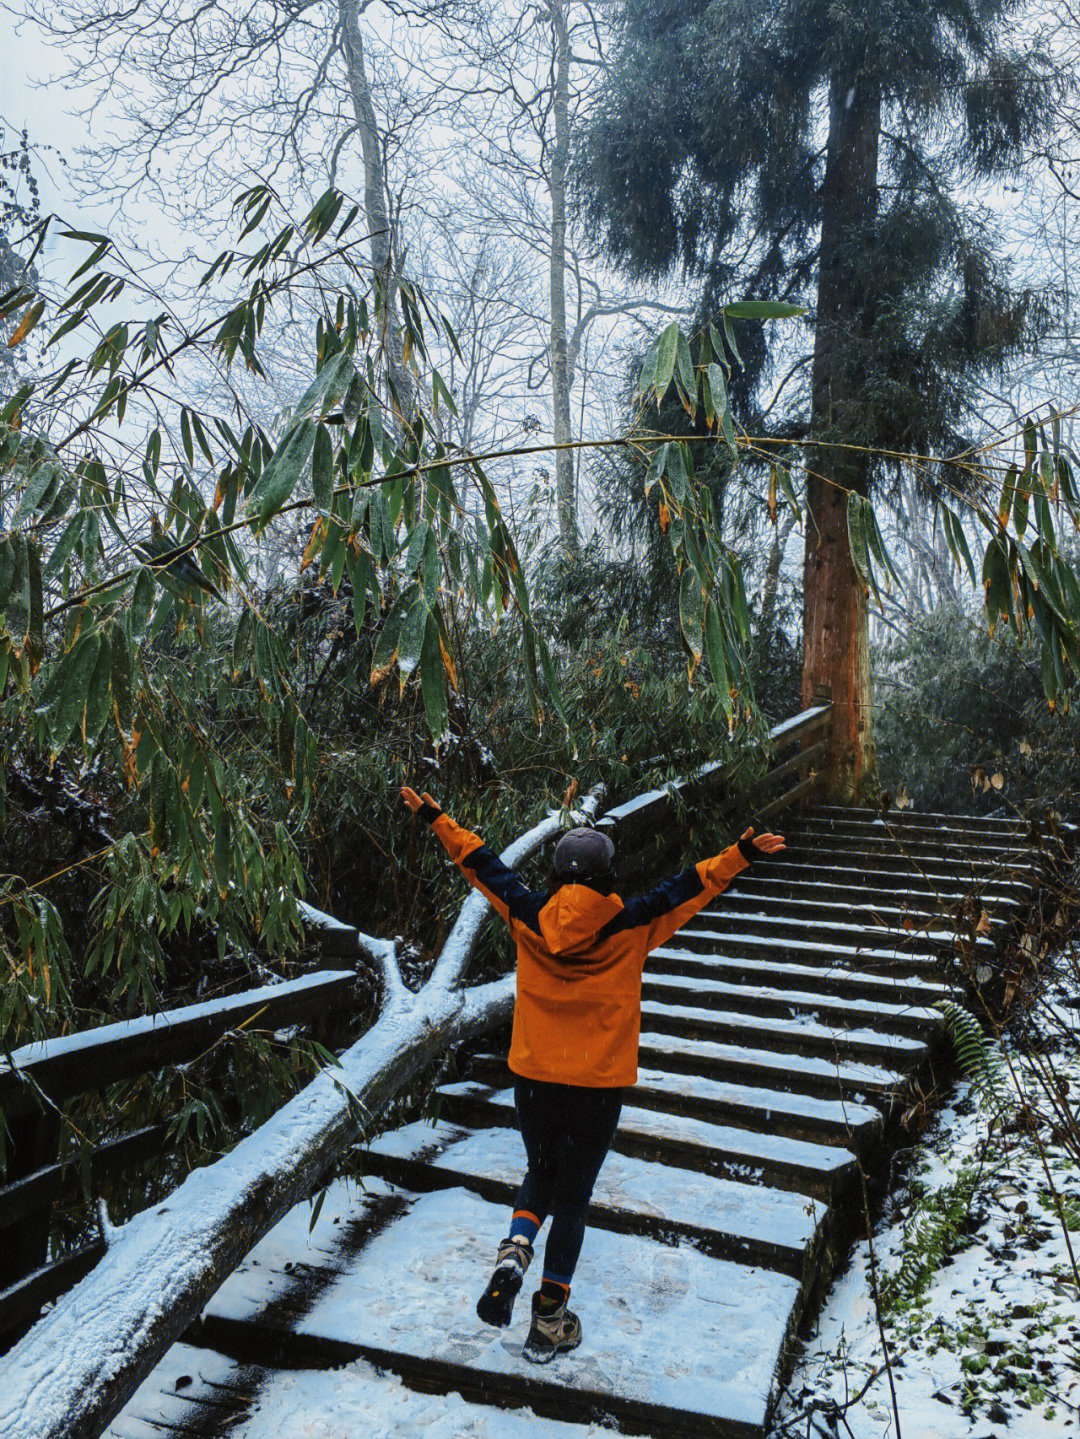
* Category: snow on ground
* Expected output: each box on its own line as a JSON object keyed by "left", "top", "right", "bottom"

{"left": 772, "top": 1002, "right": 1080, "bottom": 1439}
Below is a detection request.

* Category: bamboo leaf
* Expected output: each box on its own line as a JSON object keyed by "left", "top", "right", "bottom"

{"left": 653, "top": 322, "right": 680, "bottom": 401}
{"left": 7, "top": 298, "right": 45, "bottom": 348}
{"left": 46, "top": 631, "right": 102, "bottom": 749}
{"left": 311, "top": 423, "right": 334, "bottom": 513}
{"left": 679, "top": 567, "right": 706, "bottom": 676}
{"left": 248, "top": 418, "right": 315, "bottom": 527}
{"left": 722, "top": 301, "right": 807, "bottom": 320}
{"left": 419, "top": 613, "right": 449, "bottom": 740}
{"left": 83, "top": 626, "right": 114, "bottom": 743}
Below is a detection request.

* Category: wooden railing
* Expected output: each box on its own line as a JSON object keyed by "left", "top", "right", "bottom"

{"left": 0, "top": 969, "right": 357, "bottom": 1345}
{"left": 0, "top": 696, "right": 833, "bottom": 1350}
{"left": 597, "top": 695, "right": 833, "bottom": 884}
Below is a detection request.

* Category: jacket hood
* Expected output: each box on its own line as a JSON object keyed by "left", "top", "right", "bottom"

{"left": 538, "top": 884, "right": 624, "bottom": 957}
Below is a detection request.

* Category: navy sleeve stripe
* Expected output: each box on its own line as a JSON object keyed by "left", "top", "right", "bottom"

{"left": 460, "top": 845, "right": 545, "bottom": 931}
{"left": 597, "top": 867, "right": 704, "bottom": 941}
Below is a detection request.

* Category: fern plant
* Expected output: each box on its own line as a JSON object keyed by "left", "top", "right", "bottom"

{"left": 881, "top": 1164, "right": 983, "bottom": 1313}
{"left": 935, "top": 1000, "right": 1012, "bottom": 1121}
{"left": 882, "top": 1003, "right": 1014, "bottom": 1313}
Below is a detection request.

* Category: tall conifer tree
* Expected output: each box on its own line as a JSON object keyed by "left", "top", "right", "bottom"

{"left": 583, "top": 0, "right": 1053, "bottom": 795}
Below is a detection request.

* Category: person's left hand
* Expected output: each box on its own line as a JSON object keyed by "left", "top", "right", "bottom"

{"left": 740, "top": 826, "right": 785, "bottom": 855}
{"left": 401, "top": 786, "right": 438, "bottom": 813}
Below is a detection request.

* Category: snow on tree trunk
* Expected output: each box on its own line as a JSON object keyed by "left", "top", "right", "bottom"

{"left": 803, "top": 65, "right": 881, "bottom": 800}
{"left": 0, "top": 797, "right": 600, "bottom": 1439}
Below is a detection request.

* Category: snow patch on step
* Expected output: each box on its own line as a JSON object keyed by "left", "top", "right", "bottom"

{"left": 637, "top": 1031, "right": 904, "bottom": 1090}
{"left": 441, "top": 1082, "right": 856, "bottom": 1178}
{"left": 290, "top": 1186, "right": 802, "bottom": 1431}
{"left": 366, "top": 1120, "right": 827, "bottom": 1255}
{"left": 645, "top": 970, "right": 944, "bottom": 1027}
{"left": 640, "top": 998, "right": 927, "bottom": 1054}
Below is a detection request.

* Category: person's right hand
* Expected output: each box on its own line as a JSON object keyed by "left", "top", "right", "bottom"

{"left": 740, "top": 826, "right": 785, "bottom": 855}
{"left": 401, "top": 786, "right": 438, "bottom": 813}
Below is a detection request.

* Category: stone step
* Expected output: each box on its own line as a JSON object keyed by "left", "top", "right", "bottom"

{"left": 670, "top": 922, "right": 957, "bottom": 971}
{"left": 196, "top": 1180, "right": 807, "bottom": 1438}
{"left": 726, "top": 870, "right": 1024, "bottom": 916}
{"left": 660, "top": 927, "right": 957, "bottom": 981}
{"left": 437, "top": 1082, "right": 858, "bottom": 1200}
{"left": 470, "top": 1041, "right": 904, "bottom": 1109}
{"left": 360, "top": 1120, "right": 829, "bottom": 1280}
{"left": 774, "top": 842, "right": 1037, "bottom": 882}
{"left": 706, "top": 891, "right": 1008, "bottom": 935}
{"left": 809, "top": 805, "right": 1038, "bottom": 837}
{"left": 681, "top": 909, "right": 989, "bottom": 959}
{"left": 642, "top": 971, "right": 943, "bottom": 1040}
{"left": 639, "top": 997, "right": 931, "bottom": 1070}
{"left": 635, "top": 1033, "right": 905, "bottom": 1106}
{"left": 459, "top": 1062, "right": 883, "bottom": 1150}
{"left": 788, "top": 823, "right": 1041, "bottom": 851}
{"left": 751, "top": 858, "right": 1030, "bottom": 902}
{"left": 651, "top": 947, "right": 959, "bottom": 1009}
{"left": 107, "top": 1339, "right": 614, "bottom": 1439}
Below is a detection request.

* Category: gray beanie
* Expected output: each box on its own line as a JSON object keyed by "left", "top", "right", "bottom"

{"left": 552, "top": 826, "right": 616, "bottom": 880}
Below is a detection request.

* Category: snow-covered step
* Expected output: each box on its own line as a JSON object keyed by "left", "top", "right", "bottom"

{"left": 631, "top": 1066, "right": 882, "bottom": 1146}
{"left": 726, "top": 867, "right": 1023, "bottom": 906}
{"left": 107, "top": 1339, "right": 616, "bottom": 1439}
{"left": 652, "top": 947, "right": 959, "bottom": 1009}
{"left": 636, "top": 1031, "right": 904, "bottom": 1106}
{"left": 751, "top": 859, "right": 1030, "bottom": 902}
{"left": 684, "top": 909, "right": 994, "bottom": 958}
{"left": 664, "top": 925, "right": 953, "bottom": 976}
{"left": 787, "top": 821, "right": 1038, "bottom": 857}
{"left": 772, "top": 843, "right": 1038, "bottom": 883}
{"left": 436, "top": 1082, "right": 858, "bottom": 1199}
{"left": 460, "top": 1059, "right": 882, "bottom": 1148}
{"left": 811, "top": 805, "right": 1043, "bottom": 837}
{"left": 639, "top": 997, "right": 930, "bottom": 1069}
{"left": 704, "top": 891, "right": 1007, "bottom": 936}
{"left": 360, "top": 1120, "right": 828, "bottom": 1279}
{"left": 642, "top": 969, "right": 945, "bottom": 1039}
{"left": 200, "top": 1184, "right": 805, "bottom": 1438}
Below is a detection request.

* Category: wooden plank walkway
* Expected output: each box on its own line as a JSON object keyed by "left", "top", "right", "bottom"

{"left": 105, "top": 806, "right": 1057, "bottom": 1439}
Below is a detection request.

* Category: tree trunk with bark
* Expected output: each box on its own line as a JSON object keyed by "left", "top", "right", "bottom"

{"left": 803, "top": 65, "right": 881, "bottom": 801}
{"left": 548, "top": 0, "right": 579, "bottom": 556}
{"left": 339, "top": 0, "right": 416, "bottom": 430}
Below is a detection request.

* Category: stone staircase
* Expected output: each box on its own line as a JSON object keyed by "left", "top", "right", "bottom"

{"left": 105, "top": 806, "right": 1056, "bottom": 1439}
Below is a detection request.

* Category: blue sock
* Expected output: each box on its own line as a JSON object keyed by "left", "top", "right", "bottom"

{"left": 509, "top": 1209, "right": 540, "bottom": 1245}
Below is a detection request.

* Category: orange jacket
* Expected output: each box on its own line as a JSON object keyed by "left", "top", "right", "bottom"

{"left": 429, "top": 811, "right": 751, "bottom": 1087}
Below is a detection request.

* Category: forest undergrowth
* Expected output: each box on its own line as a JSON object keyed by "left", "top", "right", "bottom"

{"left": 774, "top": 867, "right": 1080, "bottom": 1439}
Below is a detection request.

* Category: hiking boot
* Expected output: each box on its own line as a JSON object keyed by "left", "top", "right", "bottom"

{"left": 476, "top": 1237, "right": 533, "bottom": 1327}
{"left": 522, "top": 1290, "right": 582, "bottom": 1364}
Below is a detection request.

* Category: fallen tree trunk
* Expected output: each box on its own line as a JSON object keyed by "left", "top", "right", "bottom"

{"left": 0, "top": 795, "right": 600, "bottom": 1439}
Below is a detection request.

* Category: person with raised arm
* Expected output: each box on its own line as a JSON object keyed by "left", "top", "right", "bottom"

{"left": 401, "top": 785, "right": 785, "bottom": 1364}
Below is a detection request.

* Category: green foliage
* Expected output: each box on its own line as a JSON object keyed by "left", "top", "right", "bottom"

{"left": 584, "top": 0, "right": 1053, "bottom": 455}
{"left": 937, "top": 1002, "right": 1011, "bottom": 1120}
{"left": 874, "top": 601, "right": 1080, "bottom": 813}
{"left": 880, "top": 1162, "right": 983, "bottom": 1314}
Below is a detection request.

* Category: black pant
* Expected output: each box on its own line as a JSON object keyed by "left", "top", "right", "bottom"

{"left": 512, "top": 1076, "right": 624, "bottom": 1285}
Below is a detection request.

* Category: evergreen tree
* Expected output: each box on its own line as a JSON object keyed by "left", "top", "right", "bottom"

{"left": 583, "top": 0, "right": 1054, "bottom": 796}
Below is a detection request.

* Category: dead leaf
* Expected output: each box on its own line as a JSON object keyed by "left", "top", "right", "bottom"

{"left": 300, "top": 518, "right": 327, "bottom": 573}
{"left": 990, "top": 772, "right": 1005, "bottom": 790}
{"left": 1020, "top": 739, "right": 1032, "bottom": 757}
{"left": 562, "top": 779, "right": 579, "bottom": 808}
{"left": 896, "top": 783, "right": 910, "bottom": 810}
{"left": 7, "top": 298, "right": 44, "bottom": 348}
